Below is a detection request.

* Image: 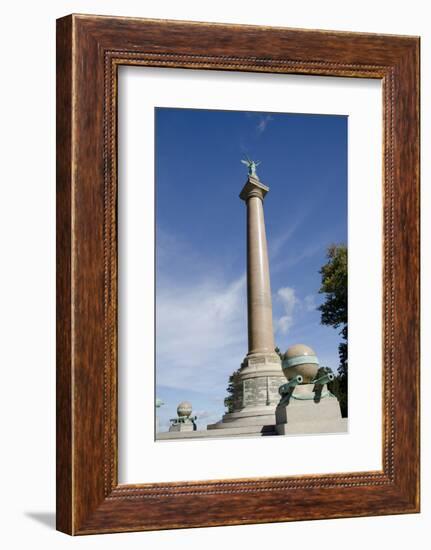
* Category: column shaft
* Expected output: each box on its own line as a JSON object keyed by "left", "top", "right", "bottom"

{"left": 246, "top": 195, "right": 275, "bottom": 355}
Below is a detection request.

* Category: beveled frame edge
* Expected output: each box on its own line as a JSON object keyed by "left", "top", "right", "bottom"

{"left": 56, "top": 14, "right": 420, "bottom": 535}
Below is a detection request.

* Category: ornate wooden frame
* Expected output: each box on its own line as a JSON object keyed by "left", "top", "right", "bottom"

{"left": 56, "top": 14, "right": 420, "bottom": 535}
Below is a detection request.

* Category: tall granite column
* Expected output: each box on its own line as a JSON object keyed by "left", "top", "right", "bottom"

{"left": 240, "top": 177, "right": 275, "bottom": 356}
{"left": 207, "top": 171, "right": 285, "bottom": 434}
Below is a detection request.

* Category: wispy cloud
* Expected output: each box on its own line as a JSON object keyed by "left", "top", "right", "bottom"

{"left": 274, "top": 288, "right": 322, "bottom": 337}
{"left": 243, "top": 111, "right": 273, "bottom": 135}
{"left": 269, "top": 219, "right": 302, "bottom": 260}
{"left": 304, "top": 294, "right": 318, "bottom": 312}
{"left": 271, "top": 241, "right": 323, "bottom": 275}
{"left": 256, "top": 114, "right": 273, "bottom": 134}
{"left": 268, "top": 203, "right": 317, "bottom": 262}
{"left": 157, "top": 272, "right": 247, "bottom": 395}
{"left": 275, "top": 286, "right": 298, "bottom": 335}
{"left": 194, "top": 409, "right": 212, "bottom": 419}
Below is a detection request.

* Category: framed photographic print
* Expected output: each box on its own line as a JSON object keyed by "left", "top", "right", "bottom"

{"left": 56, "top": 14, "right": 420, "bottom": 534}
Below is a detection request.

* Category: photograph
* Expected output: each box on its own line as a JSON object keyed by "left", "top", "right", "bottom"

{"left": 154, "top": 107, "right": 348, "bottom": 440}
{"left": 50, "top": 10, "right": 420, "bottom": 537}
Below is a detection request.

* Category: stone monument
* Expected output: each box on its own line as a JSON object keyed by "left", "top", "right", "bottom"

{"left": 169, "top": 401, "right": 197, "bottom": 432}
{"left": 208, "top": 160, "right": 285, "bottom": 435}
{"left": 158, "top": 159, "right": 347, "bottom": 440}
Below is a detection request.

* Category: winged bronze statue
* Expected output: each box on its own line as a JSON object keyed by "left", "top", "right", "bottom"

{"left": 241, "top": 156, "right": 261, "bottom": 179}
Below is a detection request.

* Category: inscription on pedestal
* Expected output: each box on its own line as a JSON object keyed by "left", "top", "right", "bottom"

{"left": 247, "top": 356, "right": 266, "bottom": 366}
{"left": 243, "top": 377, "right": 271, "bottom": 407}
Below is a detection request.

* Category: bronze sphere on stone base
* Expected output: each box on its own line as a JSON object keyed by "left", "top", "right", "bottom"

{"left": 282, "top": 344, "right": 319, "bottom": 383}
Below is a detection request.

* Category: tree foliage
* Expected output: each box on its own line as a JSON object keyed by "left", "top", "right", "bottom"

{"left": 318, "top": 244, "right": 347, "bottom": 329}
{"left": 318, "top": 244, "right": 348, "bottom": 417}
{"left": 224, "top": 369, "right": 241, "bottom": 413}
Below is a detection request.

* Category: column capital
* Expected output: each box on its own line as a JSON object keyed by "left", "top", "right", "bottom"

{"left": 239, "top": 176, "right": 269, "bottom": 202}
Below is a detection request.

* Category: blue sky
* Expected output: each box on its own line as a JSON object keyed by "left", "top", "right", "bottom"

{"left": 155, "top": 108, "right": 347, "bottom": 431}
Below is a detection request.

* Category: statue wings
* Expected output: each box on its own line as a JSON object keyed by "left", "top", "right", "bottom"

{"left": 241, "top": 158, "right": 261, "bottom": 166}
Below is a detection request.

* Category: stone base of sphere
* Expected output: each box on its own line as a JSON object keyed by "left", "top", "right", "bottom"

{"left": 168, "top": 421, "right": 194, "bottom": 433}
{"left": 275, "top": 383, "right": 346, "bottom": 435}
{"left": 276, "top": 417, "right": 348, "bottom": 435}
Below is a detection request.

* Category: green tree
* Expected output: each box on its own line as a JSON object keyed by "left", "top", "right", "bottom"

{"left": 224, "top": 369, "right": 241, "bottom": 413}
{"left": 318, "top": 244, "right": 348, "bottom": 417}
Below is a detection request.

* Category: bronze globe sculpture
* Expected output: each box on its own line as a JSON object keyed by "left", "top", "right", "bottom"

{"left": 177, "top": 401, "right": 193, "bottom": 418}
{"left": 282, "top": 344, "right": 319, "bottom": 383}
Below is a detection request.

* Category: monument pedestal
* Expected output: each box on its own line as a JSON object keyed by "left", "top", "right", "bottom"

{"left": 275, "top": 383, "right": 347, "bottom": 435}
{"left": 207, "top": 352, "right": 285, "bottom": 434}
